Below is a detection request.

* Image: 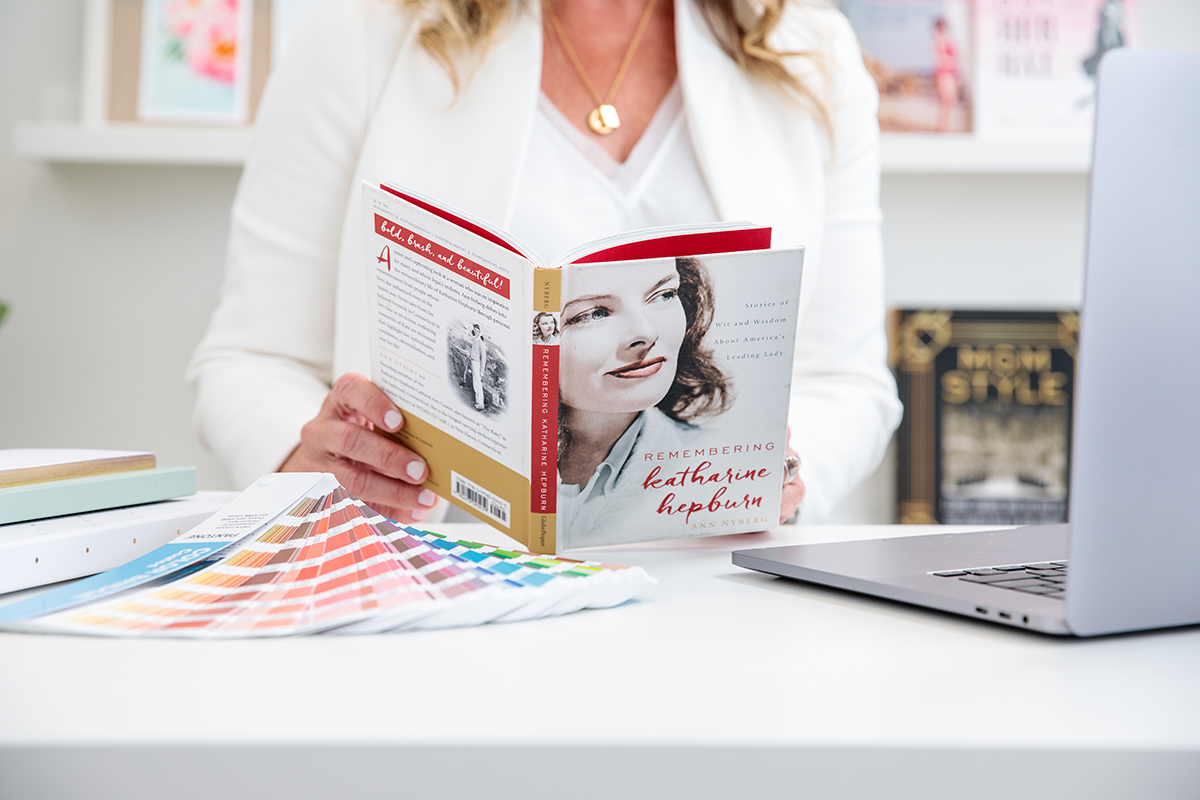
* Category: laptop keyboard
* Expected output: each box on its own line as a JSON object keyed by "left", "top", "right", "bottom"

{"left": 932, "top": 561, "right": 1068, "bottom": 600}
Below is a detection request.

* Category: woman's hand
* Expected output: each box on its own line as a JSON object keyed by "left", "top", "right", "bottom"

{"left": 780, "top": 432, "right": 806, "bottom": 525}
{"left": 279, "top": 373, "right": 439, "bottom": 523}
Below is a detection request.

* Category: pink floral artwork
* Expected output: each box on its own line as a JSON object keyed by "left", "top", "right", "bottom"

{"left": 164, "top": 0, "right": 239, "bottom": 84}
{"left": 138, "top": 0, "right": 251, "bottom": 122}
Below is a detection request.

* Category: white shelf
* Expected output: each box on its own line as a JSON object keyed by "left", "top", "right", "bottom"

{"left": 12, "top": 123, "right": 1093, "bottom": 173}
{"left": 12, "top": 122, "right": 252, "bottom": 165}
{"left": 881, "top": 134, "right": 1091, "bottom": 174}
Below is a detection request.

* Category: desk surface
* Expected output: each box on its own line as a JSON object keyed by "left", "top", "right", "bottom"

{"left": 2, "top": 522, "right": 1199, "bottom": 799}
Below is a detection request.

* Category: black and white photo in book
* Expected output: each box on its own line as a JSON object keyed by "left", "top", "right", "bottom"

{"left": 556, "top": 252, "right": 801, "bottom": 548}
{"left": 446, "top": 320, "right": 508, "bottom": 416}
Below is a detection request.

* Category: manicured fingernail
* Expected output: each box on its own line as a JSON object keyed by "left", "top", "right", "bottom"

{"left": 418, "top": 489, "right": 436, "bottom": 507}
{"left": 383, "top": 409, "right": 402, "bottom": 430}
{"left": 406, "top": 460, "right": 425, "bottom": 481}
{"left": 410, "top": 508, "right": 427, "bottom": 522}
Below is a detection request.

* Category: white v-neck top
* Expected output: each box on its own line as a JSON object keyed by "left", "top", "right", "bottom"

{"left": 507, "top": 83, "right": 720, "bottom": 263}
{"left": 189, "top": 0, "right": 904, "bottom": 523}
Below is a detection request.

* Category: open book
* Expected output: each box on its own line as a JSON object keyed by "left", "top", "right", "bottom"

{"left": 364, "top": 183, "right": 804, "bottom": 553}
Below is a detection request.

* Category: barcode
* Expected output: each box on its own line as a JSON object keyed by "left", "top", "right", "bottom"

{"left": 451, "top": 470, "right": 511, "bottom": 528}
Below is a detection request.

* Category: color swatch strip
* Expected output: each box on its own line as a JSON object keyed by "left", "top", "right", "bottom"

{"left": 5, "top": 474, "right": 656, "bottom": 638}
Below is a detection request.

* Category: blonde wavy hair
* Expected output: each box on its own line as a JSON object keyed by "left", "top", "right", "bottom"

{"left": 402, "top": 0, "right": 830, "bottom": 133}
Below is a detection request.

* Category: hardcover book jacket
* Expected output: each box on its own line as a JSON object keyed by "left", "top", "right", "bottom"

{"left": 364, "top": 183, "right": 803, "bottom": 553}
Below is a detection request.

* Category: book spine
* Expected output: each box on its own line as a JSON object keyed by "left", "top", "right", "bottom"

{"left": 530, "top": 268, "right": 561, "bottom": 553}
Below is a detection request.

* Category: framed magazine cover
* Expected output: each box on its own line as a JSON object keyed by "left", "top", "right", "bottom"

{"left": 974, "top": 0, "right": 1140, "bottom": 139}
{"left": 892, "top": 309, "right": 1079, "bottom": 525}
{"left": 838, "top": 0, "right": 974, "bottom": 134}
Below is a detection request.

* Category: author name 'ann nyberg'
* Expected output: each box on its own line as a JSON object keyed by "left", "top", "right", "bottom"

{"left": 638, "top": 446, "right": 779, "bottom": 527}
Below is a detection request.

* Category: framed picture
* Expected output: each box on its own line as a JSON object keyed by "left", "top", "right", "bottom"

{"left": 81, "top": 0, "right": 274, "bottom": 126}
{"left": 838, "top": 0, "right": 974, "bottom": 133}
{"left": 136, "top": 0, "right": 255, "bottom": 122}
{"left": 892, "top": 309, "right": 1079, "bottom": 525}
{"left": 974, "top": 0, "right": 1140, "bottom": 139}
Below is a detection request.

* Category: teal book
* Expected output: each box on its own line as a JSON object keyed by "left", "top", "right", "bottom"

{"left": 0, "top": 467, "right": 197, "bottom": 525}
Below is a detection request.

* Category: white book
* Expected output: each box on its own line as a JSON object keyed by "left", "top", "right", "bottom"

{"left": 0, "top": 492, "right": 230, "bottom": 595}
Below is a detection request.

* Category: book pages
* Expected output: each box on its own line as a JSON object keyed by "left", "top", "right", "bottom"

{"left": 0, "top": 448, "right": 155, "bottom": 488}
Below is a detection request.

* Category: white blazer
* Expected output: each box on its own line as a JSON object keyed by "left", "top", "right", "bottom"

{"left": 188, "top": 0, "right": 902, "bottom": 521}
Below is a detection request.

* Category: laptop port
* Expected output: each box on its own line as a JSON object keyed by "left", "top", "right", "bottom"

{"left": 975, "top": 607, "right": 987, "bottom": 615}
{"left": 998, "top": 611, "right": 1012, "bottom": 620}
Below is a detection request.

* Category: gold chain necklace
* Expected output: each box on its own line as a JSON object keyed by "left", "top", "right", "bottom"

{"left": 544, "top": 0, "right": 660, "bottom": 135}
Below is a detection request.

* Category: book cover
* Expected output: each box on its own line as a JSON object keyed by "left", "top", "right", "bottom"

{"left": 364, "top": 183, "right": 804, "bottom": 554}
{"left": 839, "top": 0, "right": 973, "bottom": 133}
{"left": 892, "top": 309, "right": 1078, "bottom": 525}
{"left": 974, "top": 0, "right": 1138, "bottom": 139}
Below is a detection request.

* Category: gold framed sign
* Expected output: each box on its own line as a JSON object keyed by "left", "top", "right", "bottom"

{"left": 892, "top": 309, "right": 1080, "bottom": 525}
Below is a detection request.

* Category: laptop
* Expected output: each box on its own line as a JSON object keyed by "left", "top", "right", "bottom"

{"left": 732, "top": 49, "right": 1200, "bottom": 637}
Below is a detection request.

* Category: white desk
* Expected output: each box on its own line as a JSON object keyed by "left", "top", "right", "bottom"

{"left": 1, "top": 522, "right": 1198, "bottom": 800}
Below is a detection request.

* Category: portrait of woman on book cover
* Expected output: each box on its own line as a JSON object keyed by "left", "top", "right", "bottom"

{"left": 557, "top": 256, "right": 730, "bottom": 543}
{"left": 532, "top": 312, "right": 560, "bottom": 345}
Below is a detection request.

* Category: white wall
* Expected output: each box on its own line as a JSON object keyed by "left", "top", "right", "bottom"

{"left": 2, "top": 0, "right": 1198, "bottom": 522}
{"left": 1, "top": 0, "right": 238, "bottom": 491}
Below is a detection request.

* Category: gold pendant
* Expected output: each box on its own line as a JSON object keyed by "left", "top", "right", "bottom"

{"left": 587, "top": 104, "right": 621, "bottom": 135}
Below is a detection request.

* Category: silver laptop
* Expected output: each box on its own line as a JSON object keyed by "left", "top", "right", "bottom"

{"left": 733, "top": 49, "right": 1200, "bottom": 637}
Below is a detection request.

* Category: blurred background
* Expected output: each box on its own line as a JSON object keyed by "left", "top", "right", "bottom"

{"left": 1, "top": 0, "right": 1197, "bottom": 523}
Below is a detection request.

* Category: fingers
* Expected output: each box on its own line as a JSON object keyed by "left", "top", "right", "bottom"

{"left": 283, "top": 434, "right": 439, "bottom": 523}
{"left": 329, "top": 373, "right": 406, "bottom": 435}
{"left": 304, "top": 415, "right": 427, "bottom": 484}
{"left": 334, "top": 460, "right": 440, "bottom": 523}
{"left": 280, "top": 374, "right": 440, "bottom": 523}
{"left": 779, "top": 477, "right": 806, "bottom": 525}
{"left": 320, "top": 374, "right": 426, "bottom": 484}
{"left": 779, "top": 441, "right": 805, "bottom": 524}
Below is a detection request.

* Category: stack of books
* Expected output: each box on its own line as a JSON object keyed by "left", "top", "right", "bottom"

{"left": 0, "top": 448, "right": 196, "bottom": 525}
{"left": 0, "top": 473, "right": 654, "bottom": 637}
{"left": 0, "top": 449, "right": 210, "bottom": 595}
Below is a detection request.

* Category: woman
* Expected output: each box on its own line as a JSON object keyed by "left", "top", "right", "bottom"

{"left": 187, "top": 0, "right": 902, "bottom": 526}
{"left": 467, "top": 324, "right": 488, "bottom": 410}
{"left": 557, "top": 256, "right": 728, "bottom": 537}
{"left": 932, "top": 18, "right": 959, "bottom": 133}
{"left": 532, "top": 312, "right": 560, "bottom": 345}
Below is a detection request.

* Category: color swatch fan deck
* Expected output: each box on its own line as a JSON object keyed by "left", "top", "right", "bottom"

{"left": 0, "top": 473, "right": 655, "bottom": 637}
